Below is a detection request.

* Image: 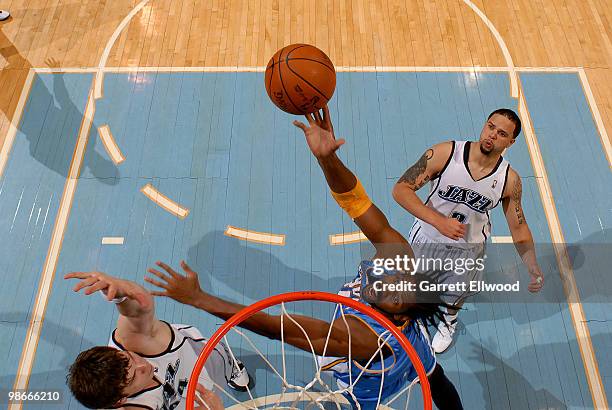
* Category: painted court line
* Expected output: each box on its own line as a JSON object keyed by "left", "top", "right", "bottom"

{"left": 225, "top": 225, "right": 285, "bottom": 246}
{"left": 32, "top": 66, "right": 585, "bottom": 74}
{"left": 491, "top": 236, "right": 514, "bottom": 244}
{"left": 0, "top": 69, "right": 36, "bottom": 179}
{"left": 102, "top": 237, "right": 124, "bottom": 245}
{"left": 98, "top": 125, "right": 125, "bottom": 164}
{"left": 8, "top": 64, "right": 607, "bottom": 407}
{"left": 94, "top": 0, "right": 151, "bottom": 99}
{"left": 141, "top": 183, "right": 190, "bottom": 219}
{"left": 10, "top": 2, "right": 151, "bottom": 405}
{"left": 454, "top": 0, "right": 607, "bottom": 402}
{"left": 577, "top": 68, "right": 612, "bottom": 169}
{"left": 518, "top": 93, "right": 608, "bottom": 408}
{"left": 459, "top": 0, "right": 519, "bottom": 98}
{"left": 329, "top": 231, "right": 367, "bottom": 245}
{"left": 10, "top": 85, "right": 97, "bottom": 410}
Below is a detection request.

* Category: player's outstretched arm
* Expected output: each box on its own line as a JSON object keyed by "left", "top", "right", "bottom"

{"left": 293, "top": 106, "right": 410, "bottom": 255}
{"left": 392, "top": 142, "right": 466, "bottom": 241}
{"left": 501, "top": 169, "right": 544, "bottom": 292}
{"left": 64, "top": 272, "right": 165, "bottom": 344}
{"left": 146, "top": 261, "right": 388, "bottom": 360}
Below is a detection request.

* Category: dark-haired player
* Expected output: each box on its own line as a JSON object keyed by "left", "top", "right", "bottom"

{"left": 65, "top": 271, "right": 250, "bottom": 409}
{"left": 393, "top": 109, "right": 544, "bottom": 353}
{"left": 146, "top": 106, "right": 463, "bottom": 409}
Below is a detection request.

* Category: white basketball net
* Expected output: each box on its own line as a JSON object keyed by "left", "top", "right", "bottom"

{"left": 199, "top": 303, "right": 419, "bottom": 409}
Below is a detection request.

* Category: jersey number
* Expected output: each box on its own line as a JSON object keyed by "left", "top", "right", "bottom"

{"left": 451, "top": 211, "right": 466, "bottom": 223}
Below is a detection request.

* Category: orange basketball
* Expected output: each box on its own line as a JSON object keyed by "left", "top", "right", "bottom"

{"left": 265, "top": 44, "right": 336, "bottom": 115}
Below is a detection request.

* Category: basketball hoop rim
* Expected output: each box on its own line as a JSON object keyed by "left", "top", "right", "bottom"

{"left": 186, "top": 291, "right": 433, "bottom": 410}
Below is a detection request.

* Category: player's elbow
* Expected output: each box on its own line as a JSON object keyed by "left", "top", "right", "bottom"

{"left": 392, "top": 183, "right": 405, "bottom": 201}
{"left": 510, "top": 224, "right": 532, "bottom": 242}
{"left": 392, "top": 183, "right": 414, "bottom": 205}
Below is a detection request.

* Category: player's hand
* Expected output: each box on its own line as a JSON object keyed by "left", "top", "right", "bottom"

{"left": 45, "top": 57, "right": 60, "bottom": 68}
{"left": 63, "top": 271, "right": 151, "bottom": 308}
{"left": 527, "top": 264, "right": 544, "bottom": 292}
{"left": 293, "top": 105, "right": 345, "bottom": 159}
{"left": 435, "top": 216, "right": 467, "bottom": 241}
{"left": 145, "top": 260, "right": 203, "bottom": 306}
{"left": 194, "top": 384, "right": 223, "bottom": 410}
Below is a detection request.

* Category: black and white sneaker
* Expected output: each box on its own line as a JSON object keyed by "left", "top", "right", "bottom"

{"left": 0, "top": 10, "right": 10, "bottom": 21}
{"left": 226, "top": 361, "right": 252, "bottom": 392}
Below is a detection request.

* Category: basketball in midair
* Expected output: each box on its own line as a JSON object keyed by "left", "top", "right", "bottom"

{"left": 265, "top": 44, "right": 336, "bottom": 115}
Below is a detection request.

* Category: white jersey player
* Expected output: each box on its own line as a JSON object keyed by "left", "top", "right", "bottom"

{"left": 393, "top": 109, "right": 544, "bottom": 353}
{"left": 65, "top": 269, "right": 250, "bottom": 409}
{"left": 106, "top": 322, "right": 241, "bottom": 410}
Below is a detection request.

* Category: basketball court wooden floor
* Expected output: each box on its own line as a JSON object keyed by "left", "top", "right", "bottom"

{"left": 0, "top": 66, "right": 609, "bottom": 409}
{"left": 0, "top": 1, "right": 611, "bottom": 409}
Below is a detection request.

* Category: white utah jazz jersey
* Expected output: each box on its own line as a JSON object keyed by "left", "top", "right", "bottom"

{"left": 410, "top": 140, "right": 509, "bottom": 244}
{"left": 107, "top": 322, "right": 217, "bottom": 410}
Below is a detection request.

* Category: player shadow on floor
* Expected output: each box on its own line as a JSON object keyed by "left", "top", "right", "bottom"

{"left": 0, "top": 3, "right": 109, "bottom": 131}
{"left": 0, "top": 312, "right": 97, "bottom": 404}
{"left": 0, "top": 24, "right": 119, "bottom": 185}
{"left": 186, "top": 230, "right": 350, "bottom": 312}
{"left": 452, "top": 331, "right": 609, "bottom": 409}
{"left": 20, "top": 69, "right": 120, "bottom": 185}
{"left": 464, "top": 228, "right": 612, "bottom": 325}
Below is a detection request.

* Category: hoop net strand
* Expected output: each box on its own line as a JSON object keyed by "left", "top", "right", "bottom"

{"left": 186, "top": 292, "right": 433, "bottom": 410}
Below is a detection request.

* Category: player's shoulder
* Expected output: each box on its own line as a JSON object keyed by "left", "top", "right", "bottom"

{"left": 113, "top": 319, "right": 174, "bottom": 353}
{"left": 429, "top": 140, "right": 454, "bottom": 152}
{"left": 430, "top": 140, "right": 455, "bottom": 158}
{"left": 425, "top": 141, "right": 455, "bottom": 174}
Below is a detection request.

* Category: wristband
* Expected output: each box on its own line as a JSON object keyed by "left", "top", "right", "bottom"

{"left": 99, "top": 291, "right": 128, "bottom": 304}
{"left": 330, "top": 178, "right": 372, "bottom": 219}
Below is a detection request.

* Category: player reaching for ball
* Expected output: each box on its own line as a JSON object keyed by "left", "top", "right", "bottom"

{"left": 392, "top": 109, "right": 545, "bottom": 353}
{"left": 146, "top": 106, "right": 464, "bottom": 409}
{"left": 64, "top": 271, "right": 250, "bottom": 409}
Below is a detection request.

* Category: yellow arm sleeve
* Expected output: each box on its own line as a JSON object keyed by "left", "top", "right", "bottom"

{"left": 330, "top": 179, "right": 373, "bottom": 219}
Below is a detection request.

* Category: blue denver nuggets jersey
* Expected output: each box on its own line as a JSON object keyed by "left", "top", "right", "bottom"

{"left": 321, "top": 261, "right": 436, "bottom": 407}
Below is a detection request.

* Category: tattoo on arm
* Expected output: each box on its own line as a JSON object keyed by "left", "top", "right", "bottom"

{"left": 398, "top": 149, "right": 433, "bottom": 190}
{"left": 512, "top": 176, "right": 525, "bottom": 225}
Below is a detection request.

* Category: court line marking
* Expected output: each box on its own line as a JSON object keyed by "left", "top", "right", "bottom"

{"left": 9, "top": 65, "right": 607, "bottom": 407}
{"left": 225, "top": 225, "right": 286, "bottom": 246}
{"left": 32, "top": 66, "right": 585, "bottom": 74}
{"left": 518, "top": 91, "right": 608, "bottom": 408}
{"left": 455, "top": 0, "right": 606, "bottom": 402}
{"left": 490, "top": 236, "right": 514, "bottom": 244}
{"left": 102, "top": 236, "right": 125, "bottom": 245}
{"left": 577, "top": 68, "right": 612, "bottom": 169}
{"left": 10, "top": 2, "right": 150, "bottom": 405}
{"left": 0, "top": 69, "right": 36, "bottom": 179}
{"left": 329, "top": 231, "right": 367, "bottom": 245}
{"left": 459, "top": 0, "right": 518, "bottom": 98}
{"left": 98, "top": 125, "right": 125, "bottom": 164}
{"left": 94, "top": 0, "right": 152, "bottom": 99}
{"left": 141, "top": 184, "right": 190, "bottom": 219}
{"left": 10, "top": 85, "right": 97, "bottom": 409}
